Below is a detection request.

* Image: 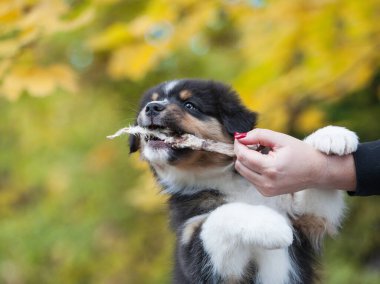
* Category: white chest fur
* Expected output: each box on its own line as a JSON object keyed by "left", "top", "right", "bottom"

{"left": 149, "top": 125, "right": 354, "bottom": 283}
{"left": 155, "top": 163, "right": 344, "bottom": 283}
{"left": 156, "top": 163, "right": 294, "bottom": 216}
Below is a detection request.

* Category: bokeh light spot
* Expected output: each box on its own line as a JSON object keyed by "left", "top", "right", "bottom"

{"left": 190, "top": 35, "right": 210, "bottom": 56}
{"left": 67, "top": 42, "right": 93, "bottom": 71}
{"left": 248, "top": 0, "right": 265, "bottom": 8}
{"left": 144, "top": 22, "right": 173, "bottom": 45}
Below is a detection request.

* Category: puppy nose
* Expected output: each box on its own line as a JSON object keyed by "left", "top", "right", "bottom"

{"left": 145, "top": 102, "right": 166, "bottom": 116}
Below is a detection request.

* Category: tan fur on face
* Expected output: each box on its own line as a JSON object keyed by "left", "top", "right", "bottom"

{"left": 181, "top": 114, "right": 231, "bottom": 143}
{"left": 151, "top": 92, "right": 159, "bottom": 101}
{"left": 165, "top": 104, "right": 185, "bottom": 119}
{"left": 174, "top": 151, "right": 232, "bottom": 170}
{"left": 170, "top": 112, "right": 233, "bottom": 169}
{"left": 142, "top": 102, "right": 234, "bottom": 169}
{"left": 179, "top": 90, "right": 192, "bottom": 101}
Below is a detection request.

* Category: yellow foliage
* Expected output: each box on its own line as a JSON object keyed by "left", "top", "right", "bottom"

{"left": 228, "top": 0, "right": 380, "bottom": 131}
{"left": 0, "top": 64, "right": 77, "bottom": 100}
{"left": 108, "top": 44, "right": 162, "bottom": 80}
{"left": 85, "top": 143, "right": 118, "bottom": 173}
{"left": 88, "top": 23, "right": 133, "bottom": 51}
{"left": 127, "top": 171, "right": 167, "bottom": 213}
{"left": 89, "top": 0, "right": 216, "bottom": 81}
{"left": 125, "top": 155, "right": 167, "bottom": 213}
{"left": 129, "top": 154, "right": 150, "bottom": 171}
{"left": 126, "top": 155, "right": 167, "bottom": 213}
{"left": 0, "top": 0, "right": 94, "bottom": 35}
{"left": 0, "top": 1, "right": 379, "bottom": 283}
{"left": 296, "top": 107, "right": 325, "bottom": 134}
{"left": 0, "top": 0, "right": 93, "bottom": 100}
{"left": 3, "top": 0, "right": 378, "bottom": 115}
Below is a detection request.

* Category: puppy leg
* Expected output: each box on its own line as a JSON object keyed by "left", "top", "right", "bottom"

{"left": 304, "top": 125, "right": 358, "bottom": 156}
{"left": 293, "top": 126, "right": 358, "bottom": 245}
{"left": 200, "top": 203, "right": 293, "bottom": 283}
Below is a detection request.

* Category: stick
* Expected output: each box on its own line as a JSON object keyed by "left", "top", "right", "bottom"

{"left": 167, "top": 134, "right": 236, "bottom": 156}
{"left": 107, "top": 126, "right": 259, "bottom": 157}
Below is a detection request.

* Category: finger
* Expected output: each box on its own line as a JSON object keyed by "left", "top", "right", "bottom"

{"left": 234, "top": 140, "right": 269, "bottom": 172}
{"left": 236, "top": 128, "right": 288, "bottom": 148}
{"left": 235, "top": 160, "right": 263, "bottom": 184}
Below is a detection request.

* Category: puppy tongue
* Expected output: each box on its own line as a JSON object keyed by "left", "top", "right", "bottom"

{"left": 148, "top": 140, "right": 169, "bottom": 149}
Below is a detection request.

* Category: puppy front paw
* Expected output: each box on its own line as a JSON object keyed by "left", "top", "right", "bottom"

{"left": 304, "top": 125, "right": 358, "bottom": 156}
{"left": 201, "top": 203, "right": 293, "bottom": 250}
{"left": 200, "top": 203, "right": 293, "bottom": 279}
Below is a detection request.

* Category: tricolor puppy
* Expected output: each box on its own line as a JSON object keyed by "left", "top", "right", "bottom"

{"left": 129, "top": 79, "right": 358, "bottom": 284}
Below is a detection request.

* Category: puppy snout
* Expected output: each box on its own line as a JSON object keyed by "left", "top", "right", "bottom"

{"left": 145, "top": 102, "right": 166, "bottom": 117}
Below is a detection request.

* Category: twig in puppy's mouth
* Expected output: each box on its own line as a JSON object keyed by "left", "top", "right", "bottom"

{"left": 107, "top": 126, "right": 254, "bottom": 157}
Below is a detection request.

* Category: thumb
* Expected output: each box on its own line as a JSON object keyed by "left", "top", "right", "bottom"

{"left": 235, "top": 128, "right": 287, "bottom": 148}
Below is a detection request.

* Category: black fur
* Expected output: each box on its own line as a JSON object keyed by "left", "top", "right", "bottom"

{"left": 130, "top": 79, "right": 318, "bottom": 284}
{"left": 169, "top": 190, "right": 224, "bottom": 284}
{"left": 288, "top": 233, "right": 320, "bottom": 284}
{"left": 169, "top": 189, "right": 317, "bottom": 284}
{"left": 129, "top": 124, "right": 140, "bottom": 154}
{"left": 129, "top": 79, "right": 256, "bottom": 152}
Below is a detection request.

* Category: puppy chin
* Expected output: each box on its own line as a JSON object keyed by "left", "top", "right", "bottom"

{"left": 142, "top": 144, "right": 170, "bottom": 163}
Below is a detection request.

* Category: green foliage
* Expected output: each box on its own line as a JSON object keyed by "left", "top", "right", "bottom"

{"left": 0, "top": 0, "right": 379, "bottom": 283}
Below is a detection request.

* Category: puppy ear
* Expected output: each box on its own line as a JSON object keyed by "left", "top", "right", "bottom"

{"left": 216, "top": 85, "right": 257, "bottom": 135}
{"left": 129, "top": 123, "right": 140, "bottom": 154}
{"left": 213, "top": 82, "right": 257, "bottom": 135}
{"left": 221, "top": 109, "right": 257, "bottom": 136}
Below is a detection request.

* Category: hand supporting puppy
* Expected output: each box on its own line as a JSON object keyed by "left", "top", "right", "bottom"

{"left": 234, "top": 128, "right": 357, "bottom": 197}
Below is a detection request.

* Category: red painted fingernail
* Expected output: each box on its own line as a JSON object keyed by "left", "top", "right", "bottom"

{"left": 234, "top": 132, "right": 247, "bottom": 139}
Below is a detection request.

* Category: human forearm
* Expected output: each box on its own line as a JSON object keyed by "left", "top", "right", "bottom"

{"left": 316, "top": 154, "right": 356, "bottom": 192}
{"left": 234, "top": 128, "right": 359, "bottom": 196}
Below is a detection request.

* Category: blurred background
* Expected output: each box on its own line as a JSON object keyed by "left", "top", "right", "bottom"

{"left": 0, "top": 0, "right": 379, "bottom": 283}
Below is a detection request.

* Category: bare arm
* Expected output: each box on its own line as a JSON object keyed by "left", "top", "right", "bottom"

{"left": 234, "top": 129, "right": 356, "bottom": 197}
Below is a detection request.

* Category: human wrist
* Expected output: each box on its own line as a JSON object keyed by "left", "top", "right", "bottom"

{"left": 315, "top": 154, "right": 356, "bottom": 191}
{"left": 310, "top": 152, "right": 330, "bottom": 189}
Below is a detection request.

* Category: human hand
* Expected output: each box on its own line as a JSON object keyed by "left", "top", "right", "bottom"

{"left": 234, "top": 129, "right": 356, "bottom": 196}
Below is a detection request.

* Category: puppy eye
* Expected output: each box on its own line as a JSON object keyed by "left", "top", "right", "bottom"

{"left": 184, "top": 102, "right": 196, "bottom": 110}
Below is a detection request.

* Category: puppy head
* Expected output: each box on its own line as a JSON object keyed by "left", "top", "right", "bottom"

{"left": 130, "top": 79, "right": 257, "bottom": 170}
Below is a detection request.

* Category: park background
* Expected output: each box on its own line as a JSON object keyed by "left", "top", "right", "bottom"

{"left": 0, "top": 0, "right": 379, "bottom": 283}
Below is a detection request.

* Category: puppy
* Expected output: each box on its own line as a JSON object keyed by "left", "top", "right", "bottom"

{"left": 129, "top": 79, "right": 358, "bottom": 284}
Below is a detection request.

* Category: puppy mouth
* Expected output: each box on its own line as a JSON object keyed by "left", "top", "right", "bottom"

{"left": 144, "top": 124, "right": 185, "bottom": 149}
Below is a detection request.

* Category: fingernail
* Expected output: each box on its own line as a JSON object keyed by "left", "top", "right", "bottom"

{"left": 234, "top": 132, "right": 247, "bottom": 139}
